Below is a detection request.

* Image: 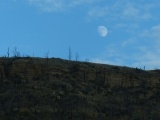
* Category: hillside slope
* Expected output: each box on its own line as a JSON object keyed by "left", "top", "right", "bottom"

{"left": 0, "top": 57, "right": 160, "bottom": 120}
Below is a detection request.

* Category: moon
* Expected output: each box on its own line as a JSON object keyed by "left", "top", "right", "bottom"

{"left": 98, "top": 26, "right": 108, "bottom": 37}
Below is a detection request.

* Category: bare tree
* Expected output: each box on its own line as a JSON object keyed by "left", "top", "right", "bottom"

{"left": 44, "top": 51, "right": 49, "bottom": 59}
{"left": 75, "top": 52, "right": 79, "bottom": 61}
{"left": 85, "top": 58, "right": 89, "bottom": 62}
{"left": 33, "top": 52, "right": 34, "bottom": 57}
{"left": 12, "top": 47, "right": 20, "bottom": 57}
{"left": 7, "top": 47, "right": 10, "bottom": 58}
{"left": 69, "top": 47, "right": 72, "bottom": 61}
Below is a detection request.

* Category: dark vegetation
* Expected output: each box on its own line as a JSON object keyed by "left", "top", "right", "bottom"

{"left": 0, "top": 57, "right": 160, "bottom": 120}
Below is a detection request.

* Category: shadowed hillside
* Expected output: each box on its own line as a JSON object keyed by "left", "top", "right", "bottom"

{"left": 0, "top": 57, "right": 160, "bottom": 120}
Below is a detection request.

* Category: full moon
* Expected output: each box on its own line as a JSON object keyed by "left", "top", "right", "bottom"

{"left": 98, "top": 26, "right": 108, "bottom": 37}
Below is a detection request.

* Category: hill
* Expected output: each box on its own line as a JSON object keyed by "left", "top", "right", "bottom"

{"left": 0, "top": 57, "right": 160, "bottom": 120}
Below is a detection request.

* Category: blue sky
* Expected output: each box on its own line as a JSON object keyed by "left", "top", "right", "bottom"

{"left": 0, "top": 0, "right": 160, "bottom": 69}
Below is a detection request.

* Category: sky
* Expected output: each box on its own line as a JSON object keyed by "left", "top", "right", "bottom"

{"left": 0, "top": 0, "right": 160, "bottom": 70}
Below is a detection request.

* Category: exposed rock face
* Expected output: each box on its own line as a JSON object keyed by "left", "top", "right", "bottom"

{"left": 0, "top": 57, "right": 69, "bottom": 83}
{"left": 0, "top": 57, "right": 159, "bottom": 86}
{"left": 0, "top": 57, "right": 160, "bottom": 120}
